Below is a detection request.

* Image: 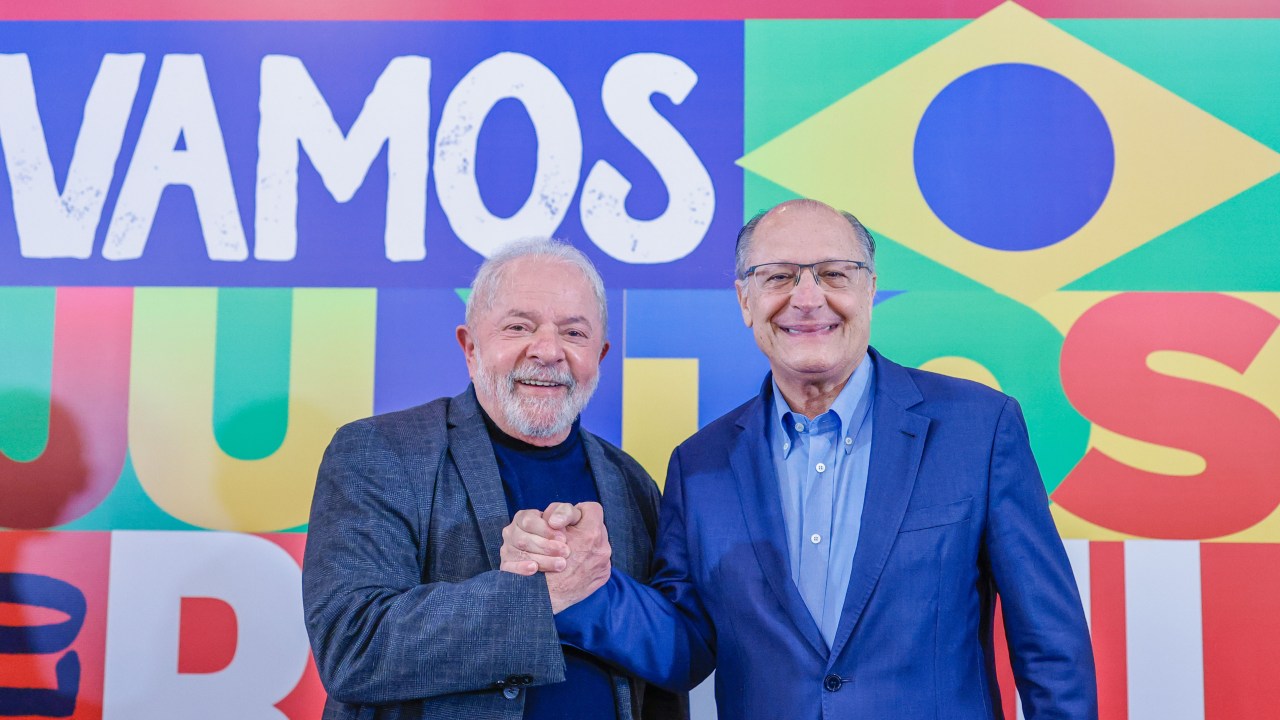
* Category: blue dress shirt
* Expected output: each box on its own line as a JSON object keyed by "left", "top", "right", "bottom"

{"left": 768, "top": 356, "right": 875, "bottom": 648}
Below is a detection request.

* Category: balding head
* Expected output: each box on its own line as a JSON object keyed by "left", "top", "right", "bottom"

{"left": 735, "top": 199, "right": 876, "bottom": 279}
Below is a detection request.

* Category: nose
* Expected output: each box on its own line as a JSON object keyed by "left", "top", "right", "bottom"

{"left": 526, "top": 324, "right": 566, "bottom": 364}
{"left": 790, "top": 268, "right": 827, "bottom": 309}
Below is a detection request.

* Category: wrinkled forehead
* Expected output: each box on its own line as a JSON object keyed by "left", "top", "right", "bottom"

{"left": 490, "top": 259, "right": 604, "bottom": 326}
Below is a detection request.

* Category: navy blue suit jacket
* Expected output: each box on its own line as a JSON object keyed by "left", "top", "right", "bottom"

{"left": 559, "top": 348, "right": 1097, "bottom": 719}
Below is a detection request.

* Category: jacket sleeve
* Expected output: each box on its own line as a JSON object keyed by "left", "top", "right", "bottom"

{"left": 556, "top": 447, "right": 716, "bottom": 693}
{"left": 986, "top": 397, "right": 1099, "bottom": 719}
{"left": 302, "top": 419, "right": 566, "bottom": 705}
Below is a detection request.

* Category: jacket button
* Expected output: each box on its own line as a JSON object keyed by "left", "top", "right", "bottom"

{"left": 503, "top": 686, "right": 520, "bottom": 700}
{"left": 517, "top": 674, "right": 534, "bottom": 686}
{"left": 823, "top": 674, "right": 843, "bottom": 692}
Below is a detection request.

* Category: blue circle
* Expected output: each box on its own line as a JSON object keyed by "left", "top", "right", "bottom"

{"left": 913, "top": 63, "right": 1114, "bottom": 251}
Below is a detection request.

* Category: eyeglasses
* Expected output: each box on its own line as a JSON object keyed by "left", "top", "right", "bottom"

{"left": 740, "top": 260, "right": 871, "bottom": 293}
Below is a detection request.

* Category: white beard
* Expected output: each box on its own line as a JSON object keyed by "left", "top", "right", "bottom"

{"left": 473, "top": 355, "right": 599, "bottom": 439}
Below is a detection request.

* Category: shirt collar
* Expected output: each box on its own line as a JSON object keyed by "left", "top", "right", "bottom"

{"left": 771, "top": 354, "right": 875, "bottom": 449}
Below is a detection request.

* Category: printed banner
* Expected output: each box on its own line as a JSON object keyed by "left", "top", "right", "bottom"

{"left": 2, "top": 3, "right": 1279, "bottom": 719}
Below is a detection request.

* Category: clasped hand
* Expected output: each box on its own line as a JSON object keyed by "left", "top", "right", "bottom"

{"left": 500, "top": 501, "right": 612, "bottom": 614}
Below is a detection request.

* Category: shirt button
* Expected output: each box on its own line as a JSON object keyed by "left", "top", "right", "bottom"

{"left": 783, "top": 441, "right": 790, "bottom": 450}
{"left": 503, "top": 687, "right": 520, "bottom": 700}
{"left": 815, "top": 463, "right": 826, "bottom": 473}
{"left": 811, "top": 533, "right": 821, "bottom": 544}
{"left": 845, "top": 437, "right": 853, "bottom": 445}
{"left": 794, "top": 422, "right": 805, "bottom": 433}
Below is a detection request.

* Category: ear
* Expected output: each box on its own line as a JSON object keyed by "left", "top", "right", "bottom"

{"left": 456, "top": 324, "right": 478, "bottom": 377}
{"left": 735, "top": 280, "right": 753, "bottom": 328}
{"left": 598, "top": 340, "right": 611, "bottom": 363}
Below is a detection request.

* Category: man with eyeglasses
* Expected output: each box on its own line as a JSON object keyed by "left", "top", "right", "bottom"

{"left": 502, "top": 199, "right": 1097, "bottom": 719}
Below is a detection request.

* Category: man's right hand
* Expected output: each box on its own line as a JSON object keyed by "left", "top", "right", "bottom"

{"left": 501, "top": 503, "right": 576, "bottom": 575}
{"left": 500, "top": 501, "right": 612, "bottom": 613}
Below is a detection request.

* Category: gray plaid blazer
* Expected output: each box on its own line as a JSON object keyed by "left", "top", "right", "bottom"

{"left": 303, "top": 386, "right": 685, "bottom": 720}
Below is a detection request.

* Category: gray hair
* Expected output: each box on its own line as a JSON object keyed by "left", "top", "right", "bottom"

{"left": 734, "top": 199, "right": 877, "bottom": 278}
{"left": 465, "top": 238, "right": 609, "bottom": 335}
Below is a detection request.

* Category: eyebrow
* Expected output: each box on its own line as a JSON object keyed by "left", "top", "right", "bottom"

{"left": 502, "top": 310, "right": 596, "bottom": 327}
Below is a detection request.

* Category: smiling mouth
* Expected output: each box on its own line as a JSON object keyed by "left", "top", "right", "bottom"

{"left": 517, "top": 379, "right": 564, "bottom": 388}
{"left": 781, "top": 324, "right": 838, "bottom": 335}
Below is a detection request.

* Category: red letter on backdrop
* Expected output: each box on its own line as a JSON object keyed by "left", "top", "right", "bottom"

{"left": 1201, "top": 544, "right": 1280, "bottom": 718}
{"left": 1054, "top": 292, "right": 1280, "bottom": 538}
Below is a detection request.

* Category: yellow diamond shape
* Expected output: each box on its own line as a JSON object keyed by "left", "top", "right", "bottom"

{"left": 739, "top": 1, "right": 1280, "bottom": 303}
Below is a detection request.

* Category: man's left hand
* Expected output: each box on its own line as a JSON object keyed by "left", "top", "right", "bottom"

{"left": 499, "top": 501, "right": 612, "bottom": 613}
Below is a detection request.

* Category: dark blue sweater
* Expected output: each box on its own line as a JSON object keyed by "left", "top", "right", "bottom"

{"left": 484, "top": 412, "right": 616, "bottom": 720}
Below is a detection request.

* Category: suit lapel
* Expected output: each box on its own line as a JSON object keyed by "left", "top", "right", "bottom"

{"left": 583, "top": 434, "right": 648, "bottom": 579}
{"left": 829, "top": 351, "right": 930, "bottom": 661}
{"left": 446, "top": 387, "right": 509, "bottom": 569}
{"left": 731, "top": 388, "right": 828, "bottom": 659}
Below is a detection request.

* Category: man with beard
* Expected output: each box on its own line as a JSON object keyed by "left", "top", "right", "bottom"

{"left": 302, "top": 239, "right": 680, "bottom": 720}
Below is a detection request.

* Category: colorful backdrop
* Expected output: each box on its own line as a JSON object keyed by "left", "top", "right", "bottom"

{"left": 2, "top": 1, "right": 1278, "bottom": 718}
